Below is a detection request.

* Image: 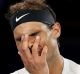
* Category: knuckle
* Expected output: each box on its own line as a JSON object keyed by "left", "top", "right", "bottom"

{"left": 34, "top": 59, "right": 42, "bottom": 65}
{"left": 21, "top": 44, "right": 27, "bottom": 50}
{"left": 28, "top": 59, "right": 35, "bottom": 66}
{"left": 40, "top": 59, "right": 45, "bottom": 64}
{"left": 34, "top": 60, "right": 45, "bottom": 67}
{"left": 21, "top": 47, "right": 26, "bottom": 52}
{"left": 32, "top": 47, "right": 35, "bottom": 50}
{"left": 28, "top": 57, "right": 33, "bottom": 61}
{"left": 34, "top": 40, "right": 38, "bottom": 46}
{"left": 33, "top": 45, "right": 36, "bottom": 50}
{"left": 32, "top": 51, "right": 37, "bottom": 54}
{"left": 32, "top": 47, "right": 37, "bottom": 53}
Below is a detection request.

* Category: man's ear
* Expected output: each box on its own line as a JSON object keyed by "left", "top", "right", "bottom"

{"left": 51, "top": 22, "right": 61, "bottom": 39}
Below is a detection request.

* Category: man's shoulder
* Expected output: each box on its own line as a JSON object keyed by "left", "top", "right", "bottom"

{"left": 10, "top": 68, "right": 29, "bottom": 74}
{"left": 10, "top": 58, "right": 80, "bottom": 74}
{"left": 64, "top": 58, "right": 80, "bottom": 69}
{"left": 62, "top": 58, "right": 80, "bottom": 74}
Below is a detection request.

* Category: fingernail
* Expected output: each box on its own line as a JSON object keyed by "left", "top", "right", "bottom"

{"left": 36, "top": 36, "right": 40, "bottom": 40}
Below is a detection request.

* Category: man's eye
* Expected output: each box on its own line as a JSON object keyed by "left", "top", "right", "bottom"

{"left": 16, "top": 37, "right": 21, "bottom": 41}
{"left": 30, "top": 32, "right": 39, "bottom": 36}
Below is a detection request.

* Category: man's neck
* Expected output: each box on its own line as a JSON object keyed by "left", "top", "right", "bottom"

{"left": 47, "top": 52, "right": 64, "bottom": 74}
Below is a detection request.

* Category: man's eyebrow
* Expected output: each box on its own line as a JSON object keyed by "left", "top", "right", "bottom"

{"left": 29, "top": 31, "right": 40, "bottom": 36}
{"left": 15, "top": 31, "right": 41, "bottom": 40}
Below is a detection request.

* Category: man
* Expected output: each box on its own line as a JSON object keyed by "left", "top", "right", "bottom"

{"left": 6, "top": 0, "right": 80, "bottom": 74}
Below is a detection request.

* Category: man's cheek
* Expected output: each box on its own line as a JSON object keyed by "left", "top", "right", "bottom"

{"left": 17, "top": 44, "right": 22, "bottom": 51}
{"left": 15, "top": 42, "right": 20, "bottom": 50}
{"left": 38, "top": 41, "right": 47, "bottom": 55}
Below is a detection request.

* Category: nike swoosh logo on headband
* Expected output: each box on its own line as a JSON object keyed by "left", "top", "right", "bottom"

{"left": 16, "top": 13, "right": 30, "bottom": 22}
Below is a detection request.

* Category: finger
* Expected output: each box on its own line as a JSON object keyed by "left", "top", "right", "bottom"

{"left": 32, "top": 36, "right": 40, "bottom": 57}
{"left": 21, "top": 34, "right": 28, "bottom": 49}
{"left": 41, "top": 46, "right": 48, "bottom": 61}
{"left": 18, "top": 51, "right": 29, "bottom": 67}
{"left": 21, "top": 34, "right": 32, "bottom": 58}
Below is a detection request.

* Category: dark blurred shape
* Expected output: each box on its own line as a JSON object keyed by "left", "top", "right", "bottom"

{"left": 0, "top": 0, "right": 6, "bottom": 11}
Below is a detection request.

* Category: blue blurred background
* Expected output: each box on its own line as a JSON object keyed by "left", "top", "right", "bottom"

{"left": 0, "top": 0, "right": 80, "bottom": 74}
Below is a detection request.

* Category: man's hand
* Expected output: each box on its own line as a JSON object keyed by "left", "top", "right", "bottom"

{"left": 18, "top": 34, "right": 49, "bottom": 74}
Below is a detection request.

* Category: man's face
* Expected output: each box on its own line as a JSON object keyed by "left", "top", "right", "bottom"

{"left": 13, "top": 22, "right": 61, "bottom": 61}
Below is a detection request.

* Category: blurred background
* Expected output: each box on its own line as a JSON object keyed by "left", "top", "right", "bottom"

{"left": 0, "top": 0, "right": 80, "bottom": 73}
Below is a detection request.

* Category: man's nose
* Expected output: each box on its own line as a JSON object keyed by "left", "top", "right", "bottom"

{"left": 29, "top": 42, "right": 33, "bottom": 48}
{"left": 28, "top": 37, "right": 35, "bottom": 47}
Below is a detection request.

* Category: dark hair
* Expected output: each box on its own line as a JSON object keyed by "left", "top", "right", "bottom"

{"left": 6, "top": 0, "right": 56, "bottom": 29}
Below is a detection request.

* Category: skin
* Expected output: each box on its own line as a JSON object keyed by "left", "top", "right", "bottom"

{"left": 13, "top": 21, "right": 64, "bottom": 74}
